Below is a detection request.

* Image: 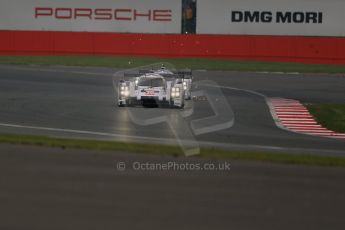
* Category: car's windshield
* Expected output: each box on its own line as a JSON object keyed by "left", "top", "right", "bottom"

{"left": 138, "top": 78, "right": 164, "bottom": 87}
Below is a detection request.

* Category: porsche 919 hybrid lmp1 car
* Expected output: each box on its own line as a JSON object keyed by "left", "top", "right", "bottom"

{"left": 117, "top": 66, "right": 192, "bottom": 108}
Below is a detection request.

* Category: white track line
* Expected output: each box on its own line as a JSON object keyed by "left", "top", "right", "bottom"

{"left": 268, "top": 98, "right": 345, "bottom": 140}
{"left": 0, "top": 122, "right": 178, "bottom": 143}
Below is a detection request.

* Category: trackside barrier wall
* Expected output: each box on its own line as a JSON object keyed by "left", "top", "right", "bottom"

{"left": 1, "top": 0, "right": 345, "bottom": 64}
{"left": 1, "top": 31, "right": 345, "bottom": 64}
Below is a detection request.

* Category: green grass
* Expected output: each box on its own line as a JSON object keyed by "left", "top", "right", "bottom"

{"left": 307, "top": 104, "right": 345, "bottom": 133}
{"left": 1, "top": 133, "right": 345, "bottom": 167}
{"left": 1, "top": 56, "right": 345, "bottom": 73}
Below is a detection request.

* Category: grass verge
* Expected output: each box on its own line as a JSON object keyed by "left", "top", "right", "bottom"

{"left": 307, "top": 104, "right": 345, "bottom": 133}
{"left": 1, "top": 56, "right": 345, "bottom": 73}
{"left": 0, "top": 133, "right": 345, "bottom": 167}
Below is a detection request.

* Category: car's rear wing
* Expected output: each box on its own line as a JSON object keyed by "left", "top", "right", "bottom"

{"left": 138, "top": 69, "right": 155, "bottom": 74}
{"left": 138, "top": 69, "right": 192, "bottom": 76}
{"left": 123, "top": 70, "right": 192, "bottom": 81}
{"left": 176, "top": 70, "right": 192, "bottom": 80}
{"left": 123, "top": 73, "right": 142, "bottom": 78}
{"left": 176, "top": 70, "right": 192, "bottom": 76}
{"left": 160, "top": 74, "right": 190, "bottom": 81}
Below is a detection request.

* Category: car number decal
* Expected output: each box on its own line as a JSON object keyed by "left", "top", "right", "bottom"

{"left": 144, "top": 90, "right": 155, "bottom": 96}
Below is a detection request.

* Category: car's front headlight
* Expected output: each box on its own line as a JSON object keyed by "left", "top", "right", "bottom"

{"left": 120, "top": 86, "right": 129, "bottom": 97}
{"left": 171, "top": 87, "right": 180, "bottom": 98}
{"left": 183, "top": 81, "right": 187, "bottom": 90}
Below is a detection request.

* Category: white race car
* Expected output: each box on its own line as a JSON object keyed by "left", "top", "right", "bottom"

{"left": 117, "top": 66, "right": 192, "bottom": 108}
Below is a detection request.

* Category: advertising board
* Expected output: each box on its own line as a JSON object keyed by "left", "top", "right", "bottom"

{"left": 0, "top": 0, "right": 181, "bottom": 33}
{"left": 197, "top": 0, "right": 345, "bottom": 36}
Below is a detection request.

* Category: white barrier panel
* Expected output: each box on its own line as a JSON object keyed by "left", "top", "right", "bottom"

{"left": 197, "top": 0, "right": 345, "bottom": 36}
{"left": 0, "top": 0, "right": 181, "bottom": 34}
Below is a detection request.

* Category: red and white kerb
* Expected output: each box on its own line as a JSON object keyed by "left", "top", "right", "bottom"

{"left": 268, "top": 98, "right": 345, "bottom": 140}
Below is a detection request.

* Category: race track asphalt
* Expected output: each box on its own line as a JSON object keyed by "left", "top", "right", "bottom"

{"left": 0, "top": 64, "right": 344, "bottom": 155}
{"left": 0, "top": 143, "right": 344, "bottom": 230}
